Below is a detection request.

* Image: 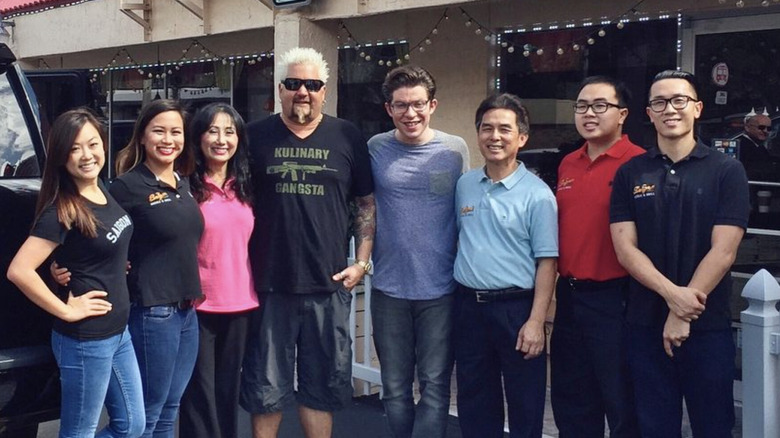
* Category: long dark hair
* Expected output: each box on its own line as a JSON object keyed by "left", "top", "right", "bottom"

{"left": 115, "top": 99, "right": 194, "bottom": 176}
{"left": 188, "top": 103, "right": 253, "bottom": 205}
{"left": 35, "top": 108, "right": 106, "bottom": 238}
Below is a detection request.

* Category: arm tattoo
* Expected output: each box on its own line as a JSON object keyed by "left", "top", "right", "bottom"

{"left": 354, "top": 194, "right": 376, "bottom": 248}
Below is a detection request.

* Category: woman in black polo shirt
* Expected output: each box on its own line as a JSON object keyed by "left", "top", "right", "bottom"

{"left": 112, "top": 99, "right": 204, "bottom": 438}
{"left": 8, "top": 109, "right": 144, "bottom": 437}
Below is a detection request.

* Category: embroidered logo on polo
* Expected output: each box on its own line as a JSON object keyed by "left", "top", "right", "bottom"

{"left": 556, "top": 177, "right": 574, "bottom": 191}
{"left": 632, "top": 183, "right": 656, "bottom": 198}
{"left": 268, "top": 147, "right": 338, "bottom": 197}
{"left": 460, "top": 205, "right": 475, "bottom": 216}
{"left": 106, "top": 214, "right": 131, "bottom": 244}
{"left": 148, "top": 191, "right": 171, "bottom": 206}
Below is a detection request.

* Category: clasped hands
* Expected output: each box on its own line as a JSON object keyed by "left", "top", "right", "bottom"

{"left": 663, "top": 286, "right": 706, "bottom": 358}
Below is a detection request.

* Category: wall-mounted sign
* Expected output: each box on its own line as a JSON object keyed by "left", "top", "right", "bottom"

{"left": 715, "top": 90, "right": 728, "bottom": 105}
{"left": 272, "top": 0, "right": 312, "bottom": 7}
{"left": 712, "top": 62, "right": 729, "bottom": 87}
{"left": 713, "top": 138, "right": 738, "bottom": 159}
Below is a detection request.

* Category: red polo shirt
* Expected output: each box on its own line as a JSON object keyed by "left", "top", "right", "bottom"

{"left": 556, "top": 135, "right": 645, "bottom": 281}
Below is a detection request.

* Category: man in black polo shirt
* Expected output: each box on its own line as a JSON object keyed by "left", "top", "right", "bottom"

{"left": 610, "top": 70, "right": 749, "bottom": 437}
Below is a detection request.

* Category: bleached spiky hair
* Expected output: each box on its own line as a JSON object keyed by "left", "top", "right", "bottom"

{"left": 279, "top": 47, "right": 330, "bottom": 84}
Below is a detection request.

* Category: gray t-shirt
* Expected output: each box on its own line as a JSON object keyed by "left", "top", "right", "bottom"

{"left": 368, "top": 129, "right": 469, "bottom": 300}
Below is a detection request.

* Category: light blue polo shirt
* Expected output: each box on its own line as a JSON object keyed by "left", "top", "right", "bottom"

{"left": 453, "top": 162, "right": 558, "bottom": 290}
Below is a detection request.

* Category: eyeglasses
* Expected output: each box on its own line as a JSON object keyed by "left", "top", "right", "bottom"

{"left": 281, "top": 78, "right": 325, "bottom": 92}
{"left": 753, "top": 125, "right": 772, "bottom": 132}
{"left": 573, "top": 102, "right": 623, "bottom": 114}
{"left": 389, "top": 100, "right": 429, "bottom": 114}
{"left": 648, "top": 96, "right": 698, "bottom": 113}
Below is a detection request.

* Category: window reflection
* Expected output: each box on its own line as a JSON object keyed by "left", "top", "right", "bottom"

{"left": 0, "top": 74, "right": 38, "bottom": 178}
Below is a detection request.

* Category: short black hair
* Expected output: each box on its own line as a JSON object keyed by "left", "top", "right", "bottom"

{"left": 579, "top": 75, "right": 631, "bottom": 108}
{"left": 381, "top": 65, "right": 436, "bottom": 103}
{"left": 650, "top": 70, "right": 700, "bottom": 99}
{"left": 474, "top": 93, "right": 530, "bottom": 134}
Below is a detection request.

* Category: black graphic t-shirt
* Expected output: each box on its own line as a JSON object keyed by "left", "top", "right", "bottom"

{"left": 110, "top": 165, "right": 204, "bottom": 306}
{"left": 32, "top": 185, "right": 133, "bottom": 339}
{"left": 248, "top": 114, "right": 374, "bottom": 294}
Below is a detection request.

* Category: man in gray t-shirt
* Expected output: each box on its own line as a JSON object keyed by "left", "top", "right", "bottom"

{"left": 368, "top": 65, "right": 468, "bottom": 438}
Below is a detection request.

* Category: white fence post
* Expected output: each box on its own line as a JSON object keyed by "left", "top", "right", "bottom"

{"left": 347, "top": 237, "right": 382, "bottom": 395}
{"left": 740, "top": 269, "right": 780, "bottom": 438}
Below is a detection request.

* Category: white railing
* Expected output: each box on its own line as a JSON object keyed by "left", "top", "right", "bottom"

{"left": 740, "top": 269, "right": 780, "bottom": 438}
{"left": 347, "top": 239, "right": 382, "bottom": 395}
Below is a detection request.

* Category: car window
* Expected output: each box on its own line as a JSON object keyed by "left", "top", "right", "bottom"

{"left": 0, "top": 72, "right": 38, "bottom": 178}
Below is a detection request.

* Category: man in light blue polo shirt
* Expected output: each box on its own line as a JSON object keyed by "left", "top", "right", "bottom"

{"left": 453, "top": 93, "right": 558, "bottom": 438}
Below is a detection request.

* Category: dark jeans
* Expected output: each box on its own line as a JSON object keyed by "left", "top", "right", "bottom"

{"left": 627, "top": 324, "right": 735, "bottom": 438}
{"left": 453, "top": 287, "right": 546, "bottom": 438}
{"left": 550, "top": 278, "right": 639, "bottom": 438}
{"left": 180, "top": 309, "right": 255, "bottom": 438}
{"left": 129, "top": 304, "right": 199, "bottom": 438}
{"left": 371, "top": 290, "right": 454, "bottom": 438}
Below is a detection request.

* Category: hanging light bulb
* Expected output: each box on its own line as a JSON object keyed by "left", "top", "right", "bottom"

{"left": 572, "top": 43, "right": 581, "bottom": 51}
{"left": 557, "top": 47, "right": 564, "bottom": 55}
{"left": 617, "top": 21, "right": 625, "bottom": 29}
{"left": 475, "top": 28, "right": 482, "bottom": 35}
{"left": 506, "top": 46, "right": 515, "bottom": 53}
{"left": 522, "top": 50, "right": 530, "bottom": 57}
{"left": 536, "top": 48, "right": 544, "bottom": 55}
{"left": 598, "top": 29, "right": 606, "bottom": 37}
{"left": 736, "top": 0, "right": 744, "bottom": 6}
{"left": 587, "top": 37, "right": 595, "bottom": 45}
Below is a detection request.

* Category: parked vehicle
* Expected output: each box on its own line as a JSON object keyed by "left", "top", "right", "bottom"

{"left": 0, "top": 43, "right": 60, "bottom": 438}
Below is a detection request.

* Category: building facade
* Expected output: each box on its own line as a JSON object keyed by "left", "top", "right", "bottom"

{"left": 2, "top": 0, "right": 779, "bottom": 384}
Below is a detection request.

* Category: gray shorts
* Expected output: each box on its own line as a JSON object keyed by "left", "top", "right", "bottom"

{"left": 239, "top": 289, "right": 353, "bottom": 413}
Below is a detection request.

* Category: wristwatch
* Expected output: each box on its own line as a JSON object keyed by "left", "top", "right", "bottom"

{"left": 355, "top": 260, "right": 372, "bottom": 273}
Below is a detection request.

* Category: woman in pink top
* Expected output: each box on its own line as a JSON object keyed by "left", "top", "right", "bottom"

{"left": 179, "top": 103, "right": 259, "bottom": 438}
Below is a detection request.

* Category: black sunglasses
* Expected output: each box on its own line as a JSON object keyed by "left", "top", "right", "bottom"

{"left": 281, "top": 78, "right": 325, "bottom": 92}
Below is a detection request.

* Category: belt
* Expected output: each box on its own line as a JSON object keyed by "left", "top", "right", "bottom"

{"left": 459, "top": 285, "right": 533, "bottom": 303}
{"left": 172, "top": 299, "right": 194, "bottom": 310}
{"left": 562, "top": 276, "right": 628, "bottom": 290}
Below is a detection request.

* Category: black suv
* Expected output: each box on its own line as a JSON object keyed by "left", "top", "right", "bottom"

{"left": 0, "top": 43, "right": 60, "bottom": 438}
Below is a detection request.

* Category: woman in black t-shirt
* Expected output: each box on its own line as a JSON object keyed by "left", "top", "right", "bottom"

{"left": 7, "top": 109, "right": 145, "bottom": 437}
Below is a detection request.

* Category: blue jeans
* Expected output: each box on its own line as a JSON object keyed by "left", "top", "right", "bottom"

{"left": 371, "top": 290, "right": 454, "bottom": 438}
{"left": 129, "top": 304, "right": 199, "bottom": 438}
{"left": 453, "top": 287, "right": 546, "bottom": 438}
{"left": 627, "top": 324, "right": 735, "bottom": 438}
{"left": 52, "top": 327, "right": 145, "bottom": 438}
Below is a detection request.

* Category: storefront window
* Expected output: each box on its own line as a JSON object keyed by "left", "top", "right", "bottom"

{"left": 693, "top": 26, "right": 780, "bottom": 328}
{"left": 233, "top": 57, "right": 275, "bottom": 124}
{"left": 498, "top": 18, "right": 677, "bottom": 187}
{"left": 338, "top": 44, "right": 406, "bottom": 140}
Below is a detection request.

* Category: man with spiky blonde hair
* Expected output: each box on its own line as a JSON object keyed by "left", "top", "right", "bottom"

{"left": 240, "top": 47, "right": 375, "bottom": 438}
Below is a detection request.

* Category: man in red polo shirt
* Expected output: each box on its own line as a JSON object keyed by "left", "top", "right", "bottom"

{"left": 551, "top": 76, "right": 644, "bottom": 438}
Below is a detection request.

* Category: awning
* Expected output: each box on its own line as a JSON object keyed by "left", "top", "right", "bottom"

{"left": 0, "top": 0, "right": 71, "bottom": 15}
